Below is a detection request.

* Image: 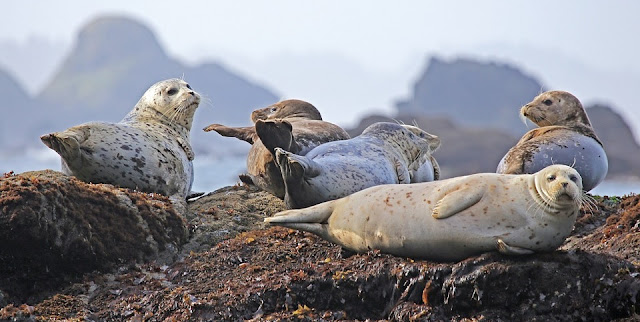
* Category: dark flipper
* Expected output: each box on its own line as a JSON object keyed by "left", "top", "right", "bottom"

{"left": 255, "top": 120, "right": 299, "bottom": 154}
{"left": 203, "top": 124, "right": 257, "bottom": 144}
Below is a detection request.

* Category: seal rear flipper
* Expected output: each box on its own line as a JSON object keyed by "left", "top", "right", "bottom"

{"left": 431, "top": 185, "right": 485, "bottom": 219}
{"left": 203, "top": 124, "right": 256, "bottom": 144}
{"left": 255, "top": 120, "right": 299, "bottom": 154}
{"left": 265, "top": 201, "right": 336, "bottom": 238}
{"left": 496, "top": 239, "right": 535, "bottom": 256}
{"left": 274, "top": 148, "right": 321, "bottom": 180}
{"left": 40, "top": 129, "right": 86, "bottom": 163}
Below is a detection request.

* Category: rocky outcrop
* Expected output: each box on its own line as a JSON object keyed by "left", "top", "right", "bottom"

{"left": 1, "top": 170, "right": 639, "bottom": 320}
{"left": 589, "top": 104, "right": 640, "bottom": 180}
{"left": 0, "top": 170, "right": 188, "bottom": 303}
{"left": 396, "top": 56, "right": 543, "bottom": 136}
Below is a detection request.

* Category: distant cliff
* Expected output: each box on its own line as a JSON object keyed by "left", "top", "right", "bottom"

{"left": 396, "top": 57, "right": 543, "bottom": 136}
{"left": 7, "top": 15, "right": 280, "bottom": 154}
{"left": 351, "top": 57, "right": 640, "bottom": 179}
{"left": 0, "top": 68, "right": 36, "bottom": 150}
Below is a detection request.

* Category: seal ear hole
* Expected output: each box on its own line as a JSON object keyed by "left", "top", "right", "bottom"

{"left": 167, "top": 88, "right": 178, "bottom": 96}
{"left": 547, "top": 174, "right": 556, "bottom": 182}
{"left": 543, "top": 99, "right": 553, "bottom": 106}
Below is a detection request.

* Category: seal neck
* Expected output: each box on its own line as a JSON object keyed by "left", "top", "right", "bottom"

{"left": 123, "top": 105, "right": 192, "bottom": 139}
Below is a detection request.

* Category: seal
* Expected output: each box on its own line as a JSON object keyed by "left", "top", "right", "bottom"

{"left": 40, "top": 78, "right": 200, "bottom": 199}
{"left": 497, "top": 90, "right": 608, "bottom": 191}
{"left": 203, "top": 99, "right": 349, "bottom": 198}
{"left": 275, "top": 122, "right": 441, "bottom": 209}
{"left": 266, "top": 164, "right": 586, "bottom": 262}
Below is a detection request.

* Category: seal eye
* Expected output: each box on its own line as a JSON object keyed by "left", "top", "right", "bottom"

{"left": 270, "top": 107, "right": 278, "bottom": 113}
{"left": 547, "top": 175, "right": 556, "bottom": 182}
{"left": 186, "top": 84, "right": 192, "bottom": 90}
{"left": 569, "top": 175, "right": 578, "bottom": 182}
{"left": 167, "top": 88, "right": 178, "bottom": 96}
{"left": 542, "top": 99, "right": 553, "bottom": 106}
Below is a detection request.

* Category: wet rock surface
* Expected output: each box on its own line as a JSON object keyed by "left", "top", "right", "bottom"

{"left": 1, "top": 170, "right": 639, "bottom": 320}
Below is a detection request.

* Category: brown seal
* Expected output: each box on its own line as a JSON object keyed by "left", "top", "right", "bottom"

{"left": 497, "top": 91, "right": 608, "bottom": 191}
{"left": 204, "top": 99, "right": 349, "bottom": 198}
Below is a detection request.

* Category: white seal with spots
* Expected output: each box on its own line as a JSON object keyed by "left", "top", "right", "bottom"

{"left": 41, "top": 78, "right": 200, "bottom": 199}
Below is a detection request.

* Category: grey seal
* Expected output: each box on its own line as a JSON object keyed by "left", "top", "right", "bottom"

{"left": 275, "top": 122, "right": 441, "bottom": 209}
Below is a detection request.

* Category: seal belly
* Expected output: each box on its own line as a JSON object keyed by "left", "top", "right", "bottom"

{"left": 498, "top": 133, "right": 607, "bottom": 191}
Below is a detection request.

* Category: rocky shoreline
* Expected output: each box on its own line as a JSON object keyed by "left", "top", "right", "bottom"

{"left": 1, "top": 170, "right": 639, "bottom": 320}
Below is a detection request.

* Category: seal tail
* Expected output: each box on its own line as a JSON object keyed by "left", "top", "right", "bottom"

{"left": 255, "top": 120, "right": 299, "bottom": 154}
{"left": 264, "top": 200, "right": 336, "bottom": 237}
{"left": 40, "top": 130, "right": 82, "bottom": 161}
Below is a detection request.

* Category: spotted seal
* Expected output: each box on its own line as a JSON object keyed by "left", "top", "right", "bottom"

{"left": 41, "top": 78, "right": 200, "bottom": 199}
{"left": 266, "top": 165, "right": 586, "bottom": 262}
{"left": 497, "top": 90, "right": 608, "bottom": 191}
{"left": 204, "top": 99, "right": 349, "bottom": 198}
{"left": 275, "top": 122, "right": 441, "bottom": 209}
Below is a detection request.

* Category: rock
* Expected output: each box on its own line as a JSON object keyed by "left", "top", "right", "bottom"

{"left": 20, "top": 193, "right": 640, "bottom": 321}
{"left": 0, "top": 170, "right": 188, "bottom": 303}
{"left": 182, "top": 184, "right": 285, "bottom": 255}
{"left": 2, "top": 174, "right": 639, "bottom": 320}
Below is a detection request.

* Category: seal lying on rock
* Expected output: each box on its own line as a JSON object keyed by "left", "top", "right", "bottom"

{"left": 497, "top": 90, "right": 608, "bottom": 191}
{"left": 266, "top": 165, "right": 586, "bottom": 262}
{"left": 204, "top": 99, "right": 349, "bottom": 198}
{"left": 41, "top": 78, "right": 200, "bottom": 199}
{"left": 275, "top": 122, "right": 441, "bottom": 209}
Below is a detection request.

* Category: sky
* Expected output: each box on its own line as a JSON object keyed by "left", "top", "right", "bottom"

{"left": 1, "top": 1, "right": 639, "bottom": 134}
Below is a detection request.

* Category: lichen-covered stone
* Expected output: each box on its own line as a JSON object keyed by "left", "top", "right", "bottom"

{"left": 0, "top": 170, "right": 188, "bottom": 302}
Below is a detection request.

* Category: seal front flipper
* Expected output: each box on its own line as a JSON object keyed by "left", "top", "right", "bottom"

{"left": 395, "top": 158, "right": 410, "bottom": 184}
{"left": 431, "top": 185, "right": 485, "bottom": 219}
{"left": 496, "top": 239, "right": 534, "bottom": 255}
{"left": 255, "top": 120, "right": 299, "bottom": 154}
{"left": 177, "top": 137, "right": 195, "bottom": 160}
{"left": 203, "top": 124, "right": 256, "bottom": 144}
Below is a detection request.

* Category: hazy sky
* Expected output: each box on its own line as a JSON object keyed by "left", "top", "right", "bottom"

{"left": 4, "top": 1, "right": 639, "bottom": 71}
{"left": 2, "top": 1, "right": 639, "bottom": 134}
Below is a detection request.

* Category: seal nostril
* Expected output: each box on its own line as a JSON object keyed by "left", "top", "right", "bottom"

{"left": 562, "top": 182, "right": 568, "bottom": 188}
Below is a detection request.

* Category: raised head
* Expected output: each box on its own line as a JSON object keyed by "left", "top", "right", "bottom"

{"left": 251, "top": 99, "right": 322, "bottom": 122}
{"left": 126, "top": 78, "right": 201, "bottom": 130}
{"left": 520, "top": 91, "right": 591, "bottom": 128}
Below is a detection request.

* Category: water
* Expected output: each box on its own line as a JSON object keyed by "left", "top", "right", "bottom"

{"left": 1, "top": 148, "right": 639, "bottom": 196}
{"left": 0, "top": 148, "right": 247, "bottom": 193}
